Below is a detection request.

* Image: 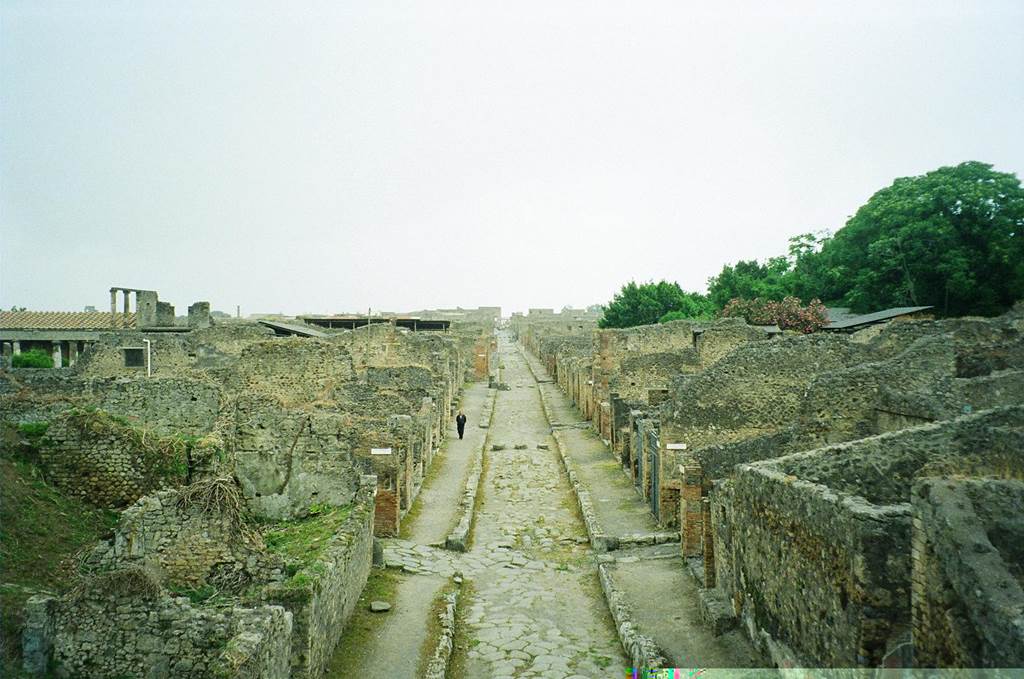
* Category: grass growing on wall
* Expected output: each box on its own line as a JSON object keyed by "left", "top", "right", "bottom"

{"left": 64, "top": 408, "right": 192, "bottom": 482}
{"left": 0, "top": 454, "right": 119, "bottom": 671}
{"left": 263, "top": 503, "right": 353, "bottom": 584}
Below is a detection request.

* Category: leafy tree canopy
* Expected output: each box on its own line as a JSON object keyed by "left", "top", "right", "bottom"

{"left": 599, "top": 281, "right": 714, "bottom": 328}
{"left": 705, "top": 162, "right": 1024, "bottom": 316}
{"left": 814, "top": 161, "right": 1024, "bottom": 315}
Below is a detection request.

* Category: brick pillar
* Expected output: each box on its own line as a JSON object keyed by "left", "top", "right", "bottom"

{"left": 681, "top": 459, "right": 704, "bottom": 557}
{"left": 702, "top": 497, "right": 715, "bottom": 588}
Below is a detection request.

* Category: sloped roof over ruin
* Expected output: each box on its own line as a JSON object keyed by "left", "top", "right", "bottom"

{"left": 0, "top": 310, "right": 135, "bottom": 330}
{"left": 257, "top": 319, "right": 330, "bottom": 338}
{"left": 824, "top": 306, "right": 933, "bottom": 330}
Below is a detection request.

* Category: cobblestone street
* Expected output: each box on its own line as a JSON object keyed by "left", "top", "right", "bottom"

{"left": 457, "top": 337, "right": 627, "bottom": 678}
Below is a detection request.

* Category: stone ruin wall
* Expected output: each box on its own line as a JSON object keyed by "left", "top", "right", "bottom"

{"left": 84, "top": 487, "right": 285, "bottom": 591}
{"left": 518, "top": 305, "right": 1024, "bottom": 668}
{"left": 712, "top": 407, "right": 1024, "bottom": 667}
{"left": 24, "top": 468, "right": 376, "bottom": 679}
{"left": 5, "top": 319, "right": 470, "bottom": 677}
{"left": 25, "top": 410, "right": 205, "bottom": 509}
{"left": 262, "top": 477, "right": 376, "bottom": 678}
{"left": 911, "top": 478, "right": 1024, "bottom": 668}
{"left": 26, "top": 585, "right": 292, "bottom": 679}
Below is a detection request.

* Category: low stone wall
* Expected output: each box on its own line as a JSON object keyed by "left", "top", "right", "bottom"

{"left": 423, "top": 579, "right": 462, "bottom": 679}
{"left": 263, "top": 475, "right": 376, "bottom": 679}
{"left": 713, "top": 466, "right": 912, "bottom": 667}
{"left": 911, "top": 478, "right": 1024, "bottom": 668}
{"left": 596, "top": 561, "right": 668, "bottom": 669}
{"left": 26, "top": 574, "right": 292, "bottom": 679}
{"left": 711, "top": 406, "right": 1024, "bottom": 667}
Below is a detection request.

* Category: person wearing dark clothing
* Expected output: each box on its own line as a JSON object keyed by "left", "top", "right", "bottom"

{"left": 456, "top": 411, "right": 467, "bottom": 440}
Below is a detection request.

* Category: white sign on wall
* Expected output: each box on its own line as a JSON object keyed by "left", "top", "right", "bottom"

{"left": 371, "top": 448, "right": 393, "bottom": 455}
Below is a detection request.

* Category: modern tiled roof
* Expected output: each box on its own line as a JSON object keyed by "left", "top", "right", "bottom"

{"left": 824, "top": 306, "right": 933, "bottom": 330}
{"left": 0, "top": 311, "right": 135, "bottom": 330}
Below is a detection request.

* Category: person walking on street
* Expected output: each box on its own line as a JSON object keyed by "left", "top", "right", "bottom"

{"left": 456, "top": 410, "right": 467, "bottom": 440}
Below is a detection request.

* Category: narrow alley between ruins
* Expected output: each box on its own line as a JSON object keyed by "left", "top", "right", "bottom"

{"left": 331, "top": 334, "right": 760, "bottom": 678}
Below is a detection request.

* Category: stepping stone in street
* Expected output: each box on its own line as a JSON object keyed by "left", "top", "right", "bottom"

{"left": 536, "top": 443, "right": 549, "bottom": 450}
{"left": 492, "top": 443, "right": 506, "bottom": 451}
{"left": 369, "top": 601, "right": 392, "bottom": 612}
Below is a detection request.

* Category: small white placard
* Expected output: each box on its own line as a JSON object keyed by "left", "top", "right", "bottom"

{"left": 666, "top": 443, "right": 688, "bottom": 450}
{"left": 371, "top": 447, "right": 392, "bottom": 455}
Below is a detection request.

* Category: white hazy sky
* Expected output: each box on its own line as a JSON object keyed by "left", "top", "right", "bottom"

{"left": 2, "top": 1, "right": 1023, "bottom": 316}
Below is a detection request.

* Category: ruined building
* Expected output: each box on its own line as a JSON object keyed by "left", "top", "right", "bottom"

{"left": 517, "top": 303, "right": 1024, "bottom": 668}
{"left": 1, "top": 289, "right": 495, "bottom": 678}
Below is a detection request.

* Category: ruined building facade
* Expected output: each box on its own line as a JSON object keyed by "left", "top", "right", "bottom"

{"left": 515, "top": 304, "right": 1024, "bottom": 668}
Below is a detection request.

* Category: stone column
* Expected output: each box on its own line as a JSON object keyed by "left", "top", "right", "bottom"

{"left": 68, "top": 341, "right": 79, "bottom": 367}
{"left": 123, "top": 289, "right": 131, "bottom": 326}
{"left": 1, "top": 342, "right": 10, "bottom": 369}
{"left": 51, "top": 341, "right": 63, "bottom": 369}
{"left": 13, "top": 340, "right": 21, "bottom": 355}
{"left": 110, "top": 289, "right": 118, "bottom": 328}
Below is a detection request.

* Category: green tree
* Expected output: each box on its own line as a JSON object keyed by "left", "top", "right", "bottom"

{"left": 599, "top": 281, "right": 711, "bottom": 328}
{"left": 658, "top": 293, "right": 716, "bottom": 323}
{"left": 706, "top": 256, "right": 794, "bottom": 308}
{"left": 816, "top": 161, "right": 1024, "bottom": 315}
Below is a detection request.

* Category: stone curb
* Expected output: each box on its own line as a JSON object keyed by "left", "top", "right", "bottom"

{"left": 617, "top": 531, "right": 681, "bottom": 548}
{"left": 444, "top": 388, "right": 498, "bottom": 552}
{"left": 597, "top": 562, "right": 669, "bottom": 670}
{"left": 422, "top": 578, "right": 461, "bottom": 679}
{"left": 519, "top": 346, "right": 613, "bottom": 553}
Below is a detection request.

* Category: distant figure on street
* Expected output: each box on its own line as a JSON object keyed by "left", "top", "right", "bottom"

{"left": 456, "top": 410, "right": 467, "bottom": 439}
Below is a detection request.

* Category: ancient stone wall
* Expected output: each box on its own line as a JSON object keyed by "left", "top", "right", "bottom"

{"left": 660, "top": 334, "right": 869, "bottom": 452}
{"left": 911, "top": 478, "right": 1024, "bottom": 668}
{"left": 227, "top": 395, "right": 362, "bottom": 520}
{"left": 31, "top": 572, "right": 292, "bottom": 679}
{"left": 711, "top": 406, "right": 1024, "bottom": 667}
{"left": 263, "top": 476, "right": 376, "bottom": 678}
{"left": 32, "top": 409, "right": 194, "bottom": 508}
{"left": 84, "top": 486, "right": 285, "bottom": 591}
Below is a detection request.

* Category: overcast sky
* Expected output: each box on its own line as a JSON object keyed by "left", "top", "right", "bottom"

{"left": 2, "top": 1, "right": 1022, "bottom": 316}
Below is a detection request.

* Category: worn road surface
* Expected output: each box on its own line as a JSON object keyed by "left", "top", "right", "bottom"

{"left": 331, "top": 333, "right": 762, "bottom": 678}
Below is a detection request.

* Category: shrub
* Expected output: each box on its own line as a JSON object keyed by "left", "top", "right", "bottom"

{"left": 11, "top": 350, "right": 53, "bottom": 369}
{"left": 722, "top": 296, "right": 829, "bottom": 333}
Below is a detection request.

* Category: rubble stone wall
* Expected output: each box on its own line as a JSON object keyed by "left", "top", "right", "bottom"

{"left": 264, "top": 476, "right": 376, "bottom": 678}
{"left": 712, "top": 406, "right": 1024, "bottom": 667}
{"left": 911, "top": 478, "right": 1024, "bottom": 668}
{"left": 34, "top": 410, "right": 191, "bottom": 508}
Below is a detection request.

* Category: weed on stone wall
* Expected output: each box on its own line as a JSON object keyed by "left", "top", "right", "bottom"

{"left": 262, "top": 503, "right": 353, "bottom": 589}
{"left": 65, "top": 407, "right": 192, "bottom": 483}
{"left": 68, "top": 566, "right": 162, "bottom": 603}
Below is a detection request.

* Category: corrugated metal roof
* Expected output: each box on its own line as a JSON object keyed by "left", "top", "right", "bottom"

{"left": 824, "top": 306, "right": 933, "bottom": 330}
{"left": 0, "top": 311, "right": 135, "bottom": 330}
{"left": 257, "top": 320, "right": 330, "bottom": 338}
